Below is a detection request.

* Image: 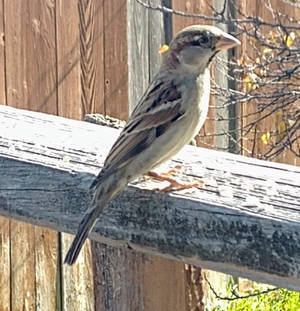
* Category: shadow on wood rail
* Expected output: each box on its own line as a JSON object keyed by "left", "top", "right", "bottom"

{"left": 0, "top": 105, "right": 299, "bottom": 291}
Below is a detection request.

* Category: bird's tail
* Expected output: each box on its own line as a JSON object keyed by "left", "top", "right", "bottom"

{"left": 64, "top": 171, "right": 126, "bottom": 265}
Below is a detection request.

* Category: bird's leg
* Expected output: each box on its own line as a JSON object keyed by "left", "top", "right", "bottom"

{"left": 146, "top": 165, "right": 203, "bottom": 192}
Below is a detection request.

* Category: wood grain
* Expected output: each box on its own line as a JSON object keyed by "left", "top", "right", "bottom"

{"left": 56, "top": 0, "right": 81, "bottom": 119}
{"left": 56, "top": 1, "right": 95, "bottom": 310}
{"left": 0, "top": 0, "right": 5, "bottom": 107}
{"left": 127, "top": 0, "right": 149, "bottom": 113}
{"left": 5, "top": 0, "right": 57, "bottom": 113}
{"left": 10, "top": 220, "right": 35, "bottom": 310}
{"left": 103, "top": 0, "right": 128, "bottom": 120}
{"left": 0, "top": 217, "right": 10, "bottom": 311}
{"left": 143, "top": 256, "right": 187, "bottom": 310}
{"left": 35, "top": 226, "right": 60, "bottom": 311}
{"left": 0, "top": 3, "right": 9, "bottom": 311}
{"left": 62, "top": 234, "right": 94, "bottom": 311}
{"left": 4, "top": 1, "right": 58, "bottom": 310}
{"left": 92, "top": 243, "right": 146, "bottom": 310}
{"left": 1, "top": 106, "right": 300, "bottom": 292}
{"left": 78, "top": 0, "right": 105, "bottom": 116}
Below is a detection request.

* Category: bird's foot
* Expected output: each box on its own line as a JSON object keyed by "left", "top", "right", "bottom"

{"left": 146, "top": 167, "right": 203, "bottom": 192}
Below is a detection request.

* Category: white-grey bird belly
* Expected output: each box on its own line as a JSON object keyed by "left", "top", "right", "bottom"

{"left": 126, "top": 70, "right": 210, "bottom": 178}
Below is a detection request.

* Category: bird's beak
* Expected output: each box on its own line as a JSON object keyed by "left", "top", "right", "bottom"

{"left": 215, "top": 33, "right": 240, "bottom": 51}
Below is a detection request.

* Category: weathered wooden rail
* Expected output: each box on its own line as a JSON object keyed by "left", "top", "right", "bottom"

{"left": 0, "top": 105, "right": 300, "bottom": 291}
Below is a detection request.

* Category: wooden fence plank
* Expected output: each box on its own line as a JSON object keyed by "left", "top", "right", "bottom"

{"left": 1, "top": 106, "right": 300, "bottom": 292}
{"left": 35, "top": 227, "right": 60, "bottom": 311}
{"left": 0, "top": 217, "right": 10, "bottom": 311}
{"left": 103, "top": 0, "right": 128, "bottom": 120}
{"left": 0, "top": 3, "right": 10, "bottom": 311}
{"left": 0, "top": 0, "right": 5, "bottom": 107}
{"left": 90, "top": 1, "right": 149, "bottom": 310}
{"left": 79, "top": 0, "right": 105, "bottom": 115}
{"left": 56, "top": 0, "right": 81, "bottom": 119}
{"left": 127, "top": 0, "right": 149, "bottom": 113}
{"left": 10, "top": 221, "right": 35, "bottom": 311}
{"left": 62, "top": 235, "right": 94, "bottom": 311}
{"left": 143, "top": 256, "right": 187, "bottom": 310}
{"left": 92, "top": 243, "right": 147, "bottom": 310}
{"left": 4, "top": 1, "right": 58, "bottom": 310}
{"left": 56, "top": 1, "right": 95, "bottom": 310}
{"left": 271, "top": 0, "right": 300, "bottom": 167}
{"left": 92, "top": 2, "right": 187, "bottom": 310}
{"left": 4, "top": 0, "right": 57, "bottom": 113}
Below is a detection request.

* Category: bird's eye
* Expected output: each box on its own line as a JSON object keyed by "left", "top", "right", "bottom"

{"left": 199, "top": 35, "right": 209, "bottom": 45}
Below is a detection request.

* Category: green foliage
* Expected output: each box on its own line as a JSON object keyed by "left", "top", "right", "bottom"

{"left": 210, "top": 279, "right": 300, "bottom": 311}
{"left": 227, "top": 288, "right": 300, "bottom": 311}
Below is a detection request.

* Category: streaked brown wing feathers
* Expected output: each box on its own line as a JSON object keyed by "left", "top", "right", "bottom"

{"left": 104, "top": 101, "right": 182, "bottom": 171}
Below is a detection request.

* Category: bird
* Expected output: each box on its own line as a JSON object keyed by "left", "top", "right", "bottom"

{"left": 64, "top": 25, "right": 240, "bottom": 265}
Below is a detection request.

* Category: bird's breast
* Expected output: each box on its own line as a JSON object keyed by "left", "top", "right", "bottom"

{"left": 180, "top": 69, "right": 211, "bottom": 138}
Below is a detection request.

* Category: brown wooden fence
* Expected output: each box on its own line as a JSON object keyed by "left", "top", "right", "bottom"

{"left": 0, "top": 0, "right": 299, "bottom": 310}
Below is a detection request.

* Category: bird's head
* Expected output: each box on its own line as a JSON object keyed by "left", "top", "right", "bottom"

{"left": 163, "top": 25, "right": 240, "bottom": 74}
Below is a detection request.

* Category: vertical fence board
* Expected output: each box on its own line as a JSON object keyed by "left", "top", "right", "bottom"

{"left": 214, "top": 0, "right": 231, "bottom": 152}
{"left": 127, "top": 0, "right": 149, "bottom": 113}
{"left": 79, "top": 0, "right": 105, "bottom": 115}
{"left": 4, "top": 0, "right": 57, "bottom": 113}
{"left": 0, "top": 217, "right": 10, "bottom": 311}
{"left": 148, "top": 0, "right": 168, "bottom": 80}
{"left": 4, "top": 1, "right": 58, "bottom": 310}
{"left": 56, "top": 0, "right": 81, "bottom": 119}
{"left": 35, "top": 227, "right": 60, "bottom": 311}
{"left": 56, "top": 1, "right": 95, "bottom": 310}
{"left": 0, "top": 0, "right": 5, "bottom": 106}
{"left": 271, "top": 0, "right": 300, "bottom": 167}
{"left": 0, "top": 2, "right": 9, "bottom": 310}
{"left": 92, "top": 243, "right": 146, "bottom": 311}
{"left": 92, "top": 1, "right": 148, "bottom": 309}
{"left": 30, "top": 3, "right": 59, "bottom": 310}
{"left": 239, "top": 0, "right": 272, "bottom": 160}
{"left": 103, "top": 0, "right": 128, "bottom": 120}
{"left": 10, "top": 221, "right": 35, "bottom": 311}
{"left": 62, "top": 237, "right": 94, "bottom": 311}
{"left": 92, "top": 2, "right": 189, "bottom": 310}
{"left": 143, "top": 257, "right": 187, "bottom": 311}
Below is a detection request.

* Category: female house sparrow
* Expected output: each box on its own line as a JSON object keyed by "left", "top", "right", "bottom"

{"left": 65, "top": 25, "right": 240, "bottom": 265}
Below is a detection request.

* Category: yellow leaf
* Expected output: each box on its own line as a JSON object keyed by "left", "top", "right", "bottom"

{"left": 261, "top": 132, "right": 270, "bottom": 145}
{"left": 284, "top": 32, "right": 295, "bottom": 47}
{"left": 158, "top": 44, "right": 169, "bottom": 54}
{"left": 244, "top": 73, "right": 259, "bottom": 90}
{"left": 263, "top": 47, "right": 272, "bottom": 54}
{"left": 278, "top": 120, "right": 286, "bottom": 138}
{"left": 244, "top": 75, "right": 252, "bottom": 90}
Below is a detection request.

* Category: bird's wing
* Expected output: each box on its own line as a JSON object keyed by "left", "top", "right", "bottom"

{"left": 90, "top": 77, "right": 183, "bottom": 188}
